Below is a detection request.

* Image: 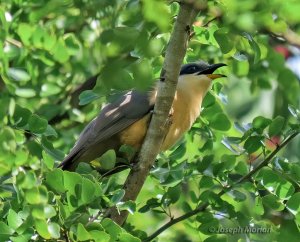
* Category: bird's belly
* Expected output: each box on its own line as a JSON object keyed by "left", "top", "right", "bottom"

{"left": 161, "top": 118, "right": 190, "bottom": 150}
{"left": 161, "top": 101, "right": 200, "bottom": 150}
{"left": 119, "top": 113, "right": 151, "bottom": 149}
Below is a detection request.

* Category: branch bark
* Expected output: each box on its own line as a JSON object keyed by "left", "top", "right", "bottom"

{"left": 143, "top": 131, "right": 299, "bottom": 242}
{"left": 107, "top": 2, "right": 199, "bottom": 225}
{"left": 267, "top": 28, "right": 300, "bottom": 48}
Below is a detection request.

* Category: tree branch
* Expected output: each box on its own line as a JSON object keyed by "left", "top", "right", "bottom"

{"left": 144, "top": 131, "right": 299, "bottom": 242}
{"left": 267, "top": 28, "right": 300, "bottom": 48}
{"left": 107, "top": 2, "right": 199, "bottom": 225}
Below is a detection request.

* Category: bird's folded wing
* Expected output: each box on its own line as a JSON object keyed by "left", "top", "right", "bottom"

{"left": 58, "top": 90, "right": 154, "bottom": 168}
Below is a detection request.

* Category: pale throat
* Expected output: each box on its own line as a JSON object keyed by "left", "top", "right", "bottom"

{"left": 176, "top": 75, "right": 212, "bottom": 122}
{"left": 160, "top": 75, "right": 212, "bottom": 150}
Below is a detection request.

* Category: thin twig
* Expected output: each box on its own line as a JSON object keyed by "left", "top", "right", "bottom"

{"left": 86, "top": 210, "right": 103, "bottom": 226}
{"left": 144, "top": 132, "right": 299, "bottom": 242}
{"left": 202, "top": 16, "right": 219, "bottom": 27}
{"left": 5, "top": 38, "right": 23, "bottom": 48}
{"left": 267, "top": 28, "right": 300, "bottom": 48}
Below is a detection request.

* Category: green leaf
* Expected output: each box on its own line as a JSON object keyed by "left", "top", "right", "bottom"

{"left": 142, "top": 0, "right": 171, "bottom": 31}
{"left": 44, "top": 124, "right": 58, "bottom": 137}
{"left": 13, "top": 104, "right": 31, "bottom": 127}
{"left": 0, "top": 9, "right": 8, "bottom": 34}
{"left": 42, "top": 151, "right": 55, "bottom": 169}
{"left": 131, "top": 59, "right": 154, "bottom": 90}
{"left": 117, "top": 200, "right": 136, "bottom": 214}
{"left": 196, "top": 212, "right": 214, "bottom": 223}
{"left": 7, "top": 68, "right": 31, "bottom": 82}
{"left": 232, "top": 59, "right": 249, "bottom": 76}
{"left": 275, "top": 180, "right": 295, "bottom": 200}
{"left": 197, "top": 155, "right": 214, "bottom": 172}
{"left": 28, "top": 114, "right": 48, "bottom": 134}
{"left": 15, "top": 88, "right": 36, "bottom": 98}
{"left": 15, "top": 150, "right": 29, "bottom": 166}
{"left": 111, "top": 189, "right": 125, "bottom": 204}
{"left": 0, "top": 221, "right": 14, "bottom": 236}
{"left": 288, "top": 105, "right": 300, "bottom": 119}
{"left": 139, "top": 198, "right": 160, "bottom": 213}
{"left": 45, "top": 169, "right": 65, "bottom": 193}
{"left": 253, "top": 116, "right": 271, "bottom": 131}
{"left": 32, "top": 205, "right": 45, "bottom": 219}
{"left": 98, "top": 149, "right": 116, "bottom": 170}
{"left": 77, "top": 223, "right": 91, "bottom": 241}
{"left": 167, "top": 185, "right": 181, "bottom": 204}
{"left": 7, "top": 209, "right": 23, "bottom": 230}
{"left": 43, "top": 34, "right": 56, "bottom": 51}
{"left": 81, "top": 177, "right": 96, "bottom": 204}
{"left": 41, "top": 83, "right": 61, "bottom": 97}
{"left": 48, "top": 222, "right": 60, "bottom": 239}
{"left": 101, "top": 218, "right": 122, "bottom": 241}
{"left": 214, "top": 28, "right": 233, "bottom": 54}
{"left": 41, "top": 136, "right": 64, "bottom": 160}
{"left": 233, "top": 52, "right": 248, "bottom": 61}
{"left": 25, "top": 186, "right": 48, "bottom": 204}
{"left": 35, "top": 219, "right": 51, "bottom": 239}
{"left": 79, "top": 90, "right": 100, "bottom": 106}
{"left": 64, "top": 33, "right": 81, "bottom": 55}
{"left": 243, "top": 32, "right": 261, "bottom": 63}
{"left": 261, "top": 169, "right": 279, "bottom": 192}
{"left": 269, "top": 116, "right": 285, "bottom": 137}
{"left": 286, "top": 193, "right": 300, "bottom": 215}
{"left": 89, "top": 231, "right": 110, "bottom": 242}
{"left": 63, "top": 171, "right": 82, "bottom": 196}
{"left": 44, "top": 205, "right": 57, "bottom": 219}
{"left": 198, "top": 219, "right": 219, "bottom": 235}
{"left": 244, "top": 136, "right": 263, "bottom": 153}
{"left": 204, "top": 235, "right": 227, "bottom": 242}
{"left": 118, "top": 232, "right": 141, "bottom": 242}
{"left": 262, "top": 194, "right": 284, "bottom": 211}
{"left": 277, "top": 69, "right": 299, "bottom": 105}
{"left": 254, "top": 196, "right": 264, "bottom": 215}
{"left": 202, "top": 92, "right": 216, "bottom": 108}
{"left": 234, "top": 161, "right": 248, "bottom": 175}
{"left": 194, "top": 25, "right": 219, "bottom": 46}
{"left": 17, "top": 23, "right": 34, "bottom": 45}
{"left": 231, "top": 189, "right": 247, "bottom": 202}
{"left": 209, "top": 113, "right": 231, "bottom": 131}
{"left": 52, "top": 39, "right": 69, "bottom": 63}
{"left": 16, "top": 170, "right": 37, "bottom": 189}
{"left": 199, "top": 176, "right": 215, "bottom": 188}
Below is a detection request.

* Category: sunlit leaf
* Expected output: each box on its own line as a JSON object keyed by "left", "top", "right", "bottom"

{"left": 28, "top": 114, "right": 48, "bottom": 134}
{"left": 269, "top": 116, "right": 285, "bottom": 137}
{"left": 7, "top": 68, "right": 31, "bottom": 82}
{"left": 79, "top": 90, "right": 100, "bottom": 106}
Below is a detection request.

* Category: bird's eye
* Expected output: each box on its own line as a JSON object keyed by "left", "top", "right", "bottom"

{"left": 189, "top": 66, "right": 197, "bottom": 72}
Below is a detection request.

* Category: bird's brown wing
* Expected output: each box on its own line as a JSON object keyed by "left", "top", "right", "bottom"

{"left": 58, "top": 90, "right": 154, "bottom": 170}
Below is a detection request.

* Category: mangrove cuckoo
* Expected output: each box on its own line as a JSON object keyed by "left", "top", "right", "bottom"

{"left": 58, "top": 61, "right": 226, "bottom": 172}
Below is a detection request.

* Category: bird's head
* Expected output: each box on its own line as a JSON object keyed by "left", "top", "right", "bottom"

{"left": 178, "top": 61, "right": 227, "bottom": 95}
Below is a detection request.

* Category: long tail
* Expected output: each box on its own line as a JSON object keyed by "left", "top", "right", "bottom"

{"left": 57, "top": 150, "right": 81, "bottom": 171}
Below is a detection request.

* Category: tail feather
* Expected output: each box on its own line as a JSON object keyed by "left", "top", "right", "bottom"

{"left": 57, "top": 150, "right": 81, "bottom": 171}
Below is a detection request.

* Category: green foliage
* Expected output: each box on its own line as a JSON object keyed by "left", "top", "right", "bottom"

{"left": 0, "top": 0, "right": 300, "bottom": 241}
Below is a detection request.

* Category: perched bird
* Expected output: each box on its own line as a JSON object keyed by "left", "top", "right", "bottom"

{"left": 58, "top": 61, "right": 226, "bottom": 172}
